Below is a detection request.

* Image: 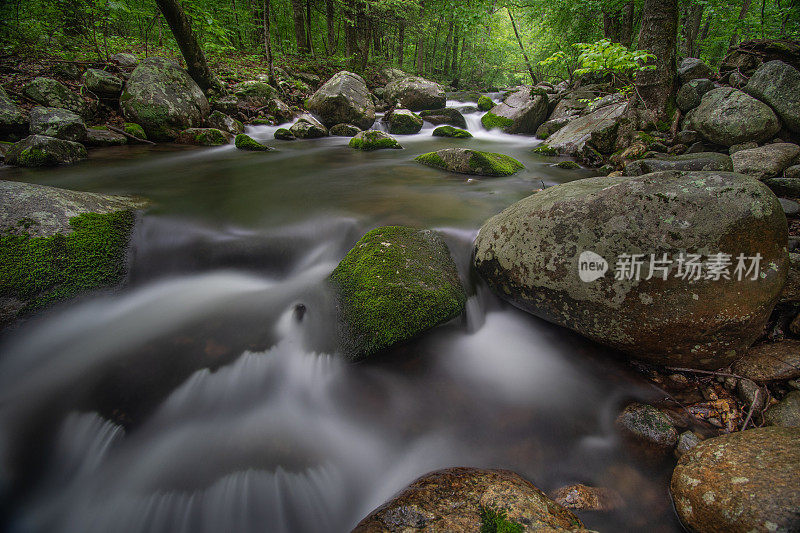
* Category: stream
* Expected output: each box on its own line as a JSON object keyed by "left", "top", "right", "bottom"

{"left": 0, "top": 102, "right": 683, "bottom": 532}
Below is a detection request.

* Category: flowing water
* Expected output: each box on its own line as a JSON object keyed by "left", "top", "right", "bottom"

{"left": 0, "top": 103, "right": 683, "bottom": 532}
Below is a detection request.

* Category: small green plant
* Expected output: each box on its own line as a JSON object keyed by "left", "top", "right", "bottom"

{"left": 480, "top": 506, "right": 524, "bottom": 533}
{"left": 539, "top": 39, "right": 655, "bottom": 88}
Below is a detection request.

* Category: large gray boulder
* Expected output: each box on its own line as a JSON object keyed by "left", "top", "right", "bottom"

{"left": 120, "top": 57, "right": 210, "bottom": 141}
{"left": 671, "top": 427, "right": 800, "bottom": 533}
{"left": 29, "top": 107, "right": 87, "bottom": 142}
{"left": 329, "top": 227, "right": 465, "bottom": 362}
{"left": 353, "top": 468, "right": 584, "bottom": 532}
{"left": 5, "top": 135, "right": 87, "bottom": 167}
{"left": 744, "top": 60, "right": 800, "bottom": 133}
{"left": 689, "top": 87, "right": 781, "bottom": 146}
{"left": 305, "top": 71, "right": 375, "bottom": 130}
{"left": 542, "top": 101, "right": 627, "bottom": 155}
{"left": 481, "top": 88, "right": 548, "bottom": 134}
{"left": 289, "top": 114, "right": 328, "bottom": 139}
{"left": 623, "top": 152, "right": 733, "bottom": 176}
{"left": 731, "top": 143, "right": 800, "bottom": 180}
{"left": 418, "top": 108, "right": 467, "bottom": 128}
{"left": 473, "top": 171, "right": 788, "bottom": 369}
{"left": 0, "top": 86, "right": 28, "bottom": 140}
{"left": 231, "top": 80, "right": 276, "bottom": 108}
{"left": 0, "top": 180, "right": 147, "bottom": 325}
{"left": 678, "top": 58, "right": 714, "bottom": 84}
{"left": 82, "top": 68, "right": 123, "bottom": 97}
{"left": 386, "top": 108, "right": 423, "bottom": 134}
{"left": 384, "top": 76, "right": 446, "bottom": 111}
{"left": 21, "top": 77, "right": 91, "bottom": 119}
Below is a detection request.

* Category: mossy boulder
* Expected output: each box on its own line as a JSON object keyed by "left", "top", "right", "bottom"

{"left": 419, "top": 108, "right": 467, "bottom": 128}
{"left": 274, "top": 128, "right": 295, "bottom": 141}
{"left": 536, "top": 117, "right": 572, "bottom": 140}
{"left": 111, "top": 52, "right": 139, "bottom": 68}
{"left": 473, "top": 170, "right": 789, "bottom": 370}
{"left": 623, "top": 152, "right": 734, "bottom": 176}
{"left": 0, "top": 180, "right": 148, "bottom": 326}
{"left": 120, "top": 57, "right": 210, "bottom": 141}
{"left": 745, "top": 60, "right": 800, "bottom": 133}
{"left": 206, "top": 110, "right": 244, "bottom": 135}
{"left": 689, "top": 87, "right": 781, "bottom": 146}
{"left": 22, "top": 77, "right": 91, "bottom": 119}
{"left": 0, "top": 85, "right": 28, "bottom": 140}
{"left": 5, "top": 135, "right": 87, "bottom": 167}
{"left": 387, "top": 108, "right": 423, "bottom": 134}
{"left": 676, "top": 78, "right": 715, "bottom": 112}
{"left": 329, "top": 226, "right": 466, "bottom": 361}
{"left": 175, "top": 128, "right": 232, "bottom": 146}
{"left": 305, "top": 70, "right": 375, "bottom": 130}
{"left": 555, "top": 160, "right": 581, "bottom": 169}
{"left": 671, "top": 427, "right": 800, "bottom": 533}
{"left": 85, "top": 127, "right": 127, "bottom": 147}
{"left": 123, "top": 122, "right": 147, "bottom": 140}
{"left": 329, "top": 123, "right": 361, "bottom": 137}
{"left": 231, "top": 80, "right": 276, "bottom": 108}
{"left": 348, "top": 130, "right": 401, "bottom": 150}
{"left": 82, "top": 68, "right": 123, "bottom": 97}
{"left": 289, "top": 115, "right": 328, "bottom": 139}
{"left": 29, "top": 106, "right": 87, "bottom": 143}
{"left": 477, "top": 95, "right": 494, "bottom": 111}
{"left": 544, "top": 101, "right": 627, "bottom": 156}
{"left": 432, "top": 125, "right": 472, "bottom": 138}
{"left": 234, "top": 133, "right": 271, "bottom": 151}
{"left": 415, "top": 148, "right": 524, "bottom": 177}
{"left": 532, "top": 144, "right": 558, "bottom": 156}
{"left": 352, "top": 467, "right": 585, "bottom": 532}
{"left": 384, "top": 76, "right": 446, "bottom": 111}
{"left": 481, "top": 87, "right": 548, "bottom": 134}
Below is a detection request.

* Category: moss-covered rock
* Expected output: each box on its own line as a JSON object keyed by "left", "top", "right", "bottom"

{"left": 206, "top": 110, "right": 244, "bottom": 135}
{"left": 348, "top": 130, "right": 402, "bottom": 150}
{"left": 555, "top": 160, "right": 581, "bottom": 169}
{"left": 387, "top": 108, "right": 423, "bottom": 134}
{"left": 29, "top": 106, "right": 87, "bottom": 143}
{"left": 329, "top": 123, "right": 361, "bottom": 137}
{"left": 481, "top": 88, "right": 548, "bottom": 134}
{"left": 623, "top": 152, "right": 734, "bottom": 176}
{"left": 120, "top": 57, "right": 210, "bottom": 141}
{"left": 5, "top": 135, "right": 87, "bottom": 167}
{"left": 744, "top": 60, "right": 800, "bottom": 133}
{"left": 615, "top": 403, "right": 678, "bottom": 449}
{"left": 0, "top": 180, "right": 148, "bottom": 325}
{"left": 123, "top": 122, "right": 147, "bottom": 140}
{"left": 289, "top": 115, "right": 328, "bottom": 139}
{"left": 82, "top": 68, "right": 123, "bottom": 97}
{"left": 175, "top": 128, "right": 232, "bottom": 146}
{"left": 415, "top": 148, "right": 524, "bottom": 177}
{"left": 532, "top": 144, "right": 558, "bottom": 156}
{"left": 477, "top": 95, "right": 494, "bottom": 111}
{"left": 234, "top": 133, "right": 271, "bottom": 151}
{"left": 0, "top": 85, "right": 28, "bottom": 140}
{"left": 432, "top": 125, "right": 472, "bottom": 138}
{"left": 481, "top": 111, "right": 514, "bottom": 130}
{"left": 689, "top": 87, "right": 780, "bottom": 146}
{"left": 329, "top": 226, "right": 466, "bottom": 361}
{"left": 306, "top": 71, "right": 375, "bottom": 130}
{"left": 274, "top": 128, "right": 296, "bottom": 140}
{"left": 22, "top": 77, "right": 91, "bottom": 118}
{"left": 419, "top": 108, "right": 467, "bottom": 128}
{"left": 85, "top": 127, "right": 127, "bottom": 147}
{"left": 384, "top": 76, "right": 446, "bottom": 110}
{"left": 231, "top": 80, "right": 276, "bottom": 108}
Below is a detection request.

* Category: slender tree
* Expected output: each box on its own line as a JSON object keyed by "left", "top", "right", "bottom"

{"left": 154, "top": 0, "right": 221, "bottom": 92}
{"left": 507, "top": 7, "right": 537, "bottom": 83}
{"left": 290, "top": 0, "right": 310, "bottom": 53}
{"left": 632, "top": 0, "right": 678, "bottom": 123}
{"left": 263, "top": 0, "right": 276, "bottom": 85}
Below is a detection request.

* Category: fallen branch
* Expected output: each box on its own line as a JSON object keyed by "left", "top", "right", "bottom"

{"left": 106, "top": 124, "right": 155, "bottom": 145}
{"left": 664, "top": 366, "right": 747, "bottom": 380}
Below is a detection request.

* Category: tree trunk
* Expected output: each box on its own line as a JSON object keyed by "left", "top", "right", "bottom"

{"left": 326, "top": 0, "right": 335, "bottom": 54}
{"left": 263, "top": 0, "right": 276, "bottom": 85}
{"left": 620, "top": 1, "right": 634, "bottom": 47}
{"left": 290, "top": 0, "right": 309, "bottom": 54}
{"left": 154, "top": 0, "right": 220, "bottom": 92}
{"left": 633, "top": 0, "right": 678, "bottom": 123}
{"left": 729, "top": 0, "right": 753, "bottom": 49}
{"left": 451, "top": 25, "right": 459, "bottom": 78}
{"left": 683, "top": 3, "right": 703, "bottom": 57}
{"left": 507, "top": 7, "right": 537, "bottom": 84}
{"left": 443, "top": 20, "right": 453, "bottom": 76}
{"left": 306, "top": 0, "right": 314, "bottom": 56}
{"left": 398, "top": 21, "right": 405, "bottom": 68}
{"left": 603, "top": 10, "right": 621, "bottom": 42}
{"left": 415, "top": 0, "right": 426, "bottom": 73}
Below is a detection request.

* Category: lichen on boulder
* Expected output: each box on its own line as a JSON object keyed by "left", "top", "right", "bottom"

{"left": 5, "top": 135, "right": 87, "bottom": 167}
{"left": 329, "top": 226, "right": 466, "bottom": 361}
{"left": 415, "top": 148, "right": 524, "bottom": 177}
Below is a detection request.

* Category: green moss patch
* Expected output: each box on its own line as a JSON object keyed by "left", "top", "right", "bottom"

{"left": 477, "top": 95, "right": 494, "bottom": 111}
{"left": 468, "top": 151, "right": 524, "bottom": 176}
{"left": 234, "top": 133, "right": 270, "bottom": 151}
{"left": 481, "top": 112, "right": 514, "bottom": 130}
{"left": 555, "top": 160, "right": 581, "bottom": 169}
{"left": 480, "top": 507, "right": 524, "bottom": 533}
{"left": 329, "top": 226, "right": 466, "bottom": 361}
{"left": 433, "top": 125, "right": 472, "bottom": 138}
{"left": 1, "top": 211, "right": 135, "bottom": 316}
{"left": 274, "top": 128, "right": 295, "bottom": 140}
{"left": 123, "top": 123, "right": 147, "bottom": 140}
{"left": 349, "top": 130, "right": 402, "bottom": 151}
{"left": 532, "top": 144, "right": 557, "bottom": 156}
{"left": 414, "top": 151, "right": 447, "bottom": 169}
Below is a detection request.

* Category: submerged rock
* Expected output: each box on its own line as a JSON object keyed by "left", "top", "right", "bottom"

{"left": 689, "top": 87, "right": 780, "bottom": 146}
{"left": 29, "top": 106, "right": 87, "bottom": 142}
{"left": 549, "top": 484, "right": 623, "bottom": 512}
{"left": 415, "top": 148, "right": 523, "bottom": 177}
{"left": 432, "top": 125, "right": 472, "bottom": 138}
{"left": 473, "top": 171, "right": 788, "bottom": 369}
{"left": 671, "top": 426, "right": 800, "bottom": 533}
{"left": 329, "top": 123, "right": 361, "bottom": 137}
{"left": 121, "top": 58, "right": 210, "bottom": 141}
{"left": 306, "top": 70, "right": 375, "bottom": 130}
{"left": 289, "top": 115, "right": 328, "bottom": 139}
{"left": 0, "top": 85, "right": 28, "bottom": 140}
{"left": 174, "top": 128, "right": 232, "bottom": 146}
{"left": 5, "top": 135, "right": 87, "bottom": 167}
{"left": 745, "top": 60, "right": 800, "bottom": 132}
{"left": 623, "top": 152, "right": 733, "bottom": 176}
{"left": 384, "top": 76, "right": 446, "bottom": 111}
{"left": 0, "top": 180, "right": 147, "bottom": 325}
{"left": 481, "top": 87, "right": 548, "bottom": 134}
{"left": 234, "top": 133, "right": 270, "bottom": 151}
{"left": 418, "top": 108, "right": 467, "bottom": 128}
{"left": 352, "top": 467, "right": 585, "bottom": 532}
{"left": 329, "top": 226, "right": 465, "bottom": 361}
{"left": 731, "top": 143, "right": 800, "bottom": 180}
{"left": 22, "top": 77, "right": 91, "bottom": 118}
{"left": 732, "top": 340, "right": 800, "bottom": 381}
{"left": 348, "top": 130, "right": 401, "bottom": 151}
{"left": 387, "top": 108, "right": 423, "bottom": 134}
{"left": 615, "top": 403, "right": 678, "bottom": 449}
